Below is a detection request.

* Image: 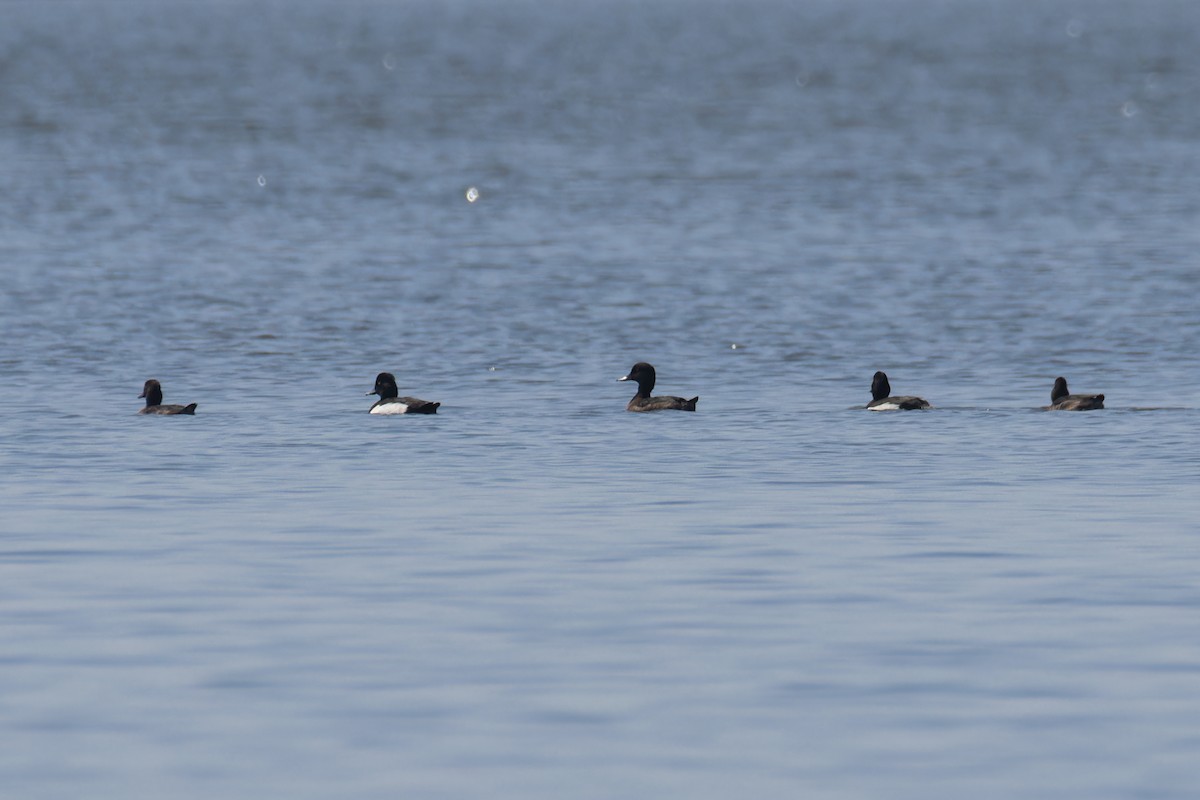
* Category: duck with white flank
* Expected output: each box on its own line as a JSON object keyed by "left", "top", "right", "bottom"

{"left": 367, "top": 372, "right": 440, "bottom": 414}
{"left": 866, "top": 371, "right": 931, "bottom": 411}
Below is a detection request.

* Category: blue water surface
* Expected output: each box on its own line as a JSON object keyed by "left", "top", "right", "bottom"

{"left": 2, "top": 1, "right": 1199, "bottom": 798}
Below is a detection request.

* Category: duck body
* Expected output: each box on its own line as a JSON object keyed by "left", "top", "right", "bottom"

{"left": 370, "top": 397, "right": 441, "bottom": 415}
{"left": 1045, "top": 377, "right": 1104, "bottom": 411}
{"left": 618, "top": 362, "right": 698, "bottom": 412}
{"left": 138, "top": 379, "right": 197, "bottom": 415}
{"left": 140, "top": 404, "right": 199, "bottom": 415}
{"left": 866, "top": 371, "right": 930, "bottom": 411}
{"left": 627, "top": 394, "right": 700, "bottom": 412}
{"left": 368, "top": 372, "right": 439, "bottom": 414}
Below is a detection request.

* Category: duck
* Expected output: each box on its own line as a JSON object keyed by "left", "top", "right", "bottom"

{"left": 866, "top": 371, "right": 930, "bottom": 410}
{"left": 138, "top": 379, "right": 197, "bottom": 415}
{"left": 618, "top": 362, "right": 698, "bottom": 412}
{"left": 1045, "top": 376, "right": 1104, "bottom": 411}
{"left": 367, "top": 372, "right": 440, "bottom": 414}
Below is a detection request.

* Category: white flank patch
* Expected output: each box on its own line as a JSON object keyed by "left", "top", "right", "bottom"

{"left": 869, "top": 402, "right": 899, "bottom": 411}
{"left": 370, "top": 402, "right": 409, "bottom": 415}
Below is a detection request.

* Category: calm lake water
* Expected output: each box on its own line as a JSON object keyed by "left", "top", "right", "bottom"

{"left": 3, "top": 0, "right": 1200, "bottom": 797}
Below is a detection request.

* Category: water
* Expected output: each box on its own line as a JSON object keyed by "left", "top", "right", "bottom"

{"left": 3, "top": 0, "right": 1200, "bottom": 797}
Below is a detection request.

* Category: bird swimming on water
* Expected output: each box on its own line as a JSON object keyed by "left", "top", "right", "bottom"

{"left": 367, "top": 372, "right": 440, "bottom": 414}
{"left": 1044, "top": 376, "right": 1104, "bottom": 411}
{"left": 866, "top": 371, "right": 930, "bottom": 411}
{"left": 618, "top": 362, "right": 698, "bottom": 412}
{"left": 138, "top": 379, "right": 197, "bottom": 415}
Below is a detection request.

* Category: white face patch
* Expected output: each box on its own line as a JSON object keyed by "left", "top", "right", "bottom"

{"left": 370, "top": 402, "right": 409, "bottom": 415}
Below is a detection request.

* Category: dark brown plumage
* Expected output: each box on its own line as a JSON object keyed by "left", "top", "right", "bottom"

{"left": 618, "top": 362, "right": 697, "bottom": 412}
{"left": 1045, "top": 376, "right": 1104, "bottom": 411}
{"left": 138, "top": 379, "right": 197, "bottom": 415}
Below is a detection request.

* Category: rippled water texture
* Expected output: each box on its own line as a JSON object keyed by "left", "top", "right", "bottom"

{"left": 2, "top": 1, "right": 1199, "bottom": 797}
